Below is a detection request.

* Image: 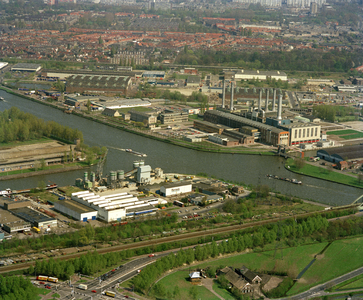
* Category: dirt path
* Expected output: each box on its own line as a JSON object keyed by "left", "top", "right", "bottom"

{"left": 201, "top": 278, "right": 225, "bottom": 300}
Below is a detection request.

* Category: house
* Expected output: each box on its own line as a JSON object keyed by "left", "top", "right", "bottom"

{"left": 232, "top": 186, "right": 244, "bottom": 194}
{"left": 189, "top": 271, "right": 202, "bottom": 283}
{"left": 102, "top": 108, "right": 120, "bottom": 117}
{"left": 219, "top": 267, "right": 253, "bottom": 293}
{"left": 238, "top": 266, "right": 262, "bottom": 284}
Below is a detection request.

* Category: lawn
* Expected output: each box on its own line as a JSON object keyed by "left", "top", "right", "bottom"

{"left": 288, "top": 238, "right": 363, "bottom": 295}
{"left": 0, "top": 137, "right": 52, "bottom": 148}
{"left": 213, "top": 280, "right": 235, "bottom": 300}
{"left": 327, "top": 130, "right": 357, "bottom": 135}
{"left": 286, "top": 158, "right": 363, "bottom": 188}
{"left": 157, "top": 271, "right": 221, "bottom": 300}
{"left": 340, "top": 132, "right": 363, "bottom": 140}
{"left": 195, "top": 242, "right": 327, "bottom": 278}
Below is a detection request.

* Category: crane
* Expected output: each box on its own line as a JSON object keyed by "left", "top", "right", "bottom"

{"left": 96, "top": 148, "right": 108, "bottom": 182}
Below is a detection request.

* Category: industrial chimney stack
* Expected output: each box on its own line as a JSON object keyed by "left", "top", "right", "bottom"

{"left": 258, "top": 89, "right": 262, "bottom": 111}
{"left": 272, "top": 89, "right": 277, "bottom": 112}
{"left": 277, "top": 94, "right": 282, "bottom": 120}
{"left": 230, "top": 82, "right": 234, "bottom": 111}
{"left": 222, "top": 80, "right": 225, "bottom": 108}
{"left": 265, "top": 89, "right": 269, "bottom": 112}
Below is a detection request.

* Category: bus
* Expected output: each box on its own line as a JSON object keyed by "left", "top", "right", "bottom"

{"left": 105, "top": 291, "right": 116, "bottom": 298}
{"left": 37, "top": 275, "right": 48, "bottom": 281}
{"left": 48, "top": 277, "right": 58, "bottom": 283}
{"left": 173, "top": 200, "right": 184, "bottom": 207}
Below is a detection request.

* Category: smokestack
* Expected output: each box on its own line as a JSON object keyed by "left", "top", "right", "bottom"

{"left": 272, "top": 89, "right": 277, "bottom": 111}
{"left": 222, "top": 80, "right": 225, "bottom": 108}
{"left": 258, "top": 89, "right": 262, "bottom": 111}
{"left": 277, "top": 94, "right": 282, "bottom": 120}
{"left": 230, "top": 82, "right": 234, "bottom": 111}
{"left": 265, "top": 89, "right": 269, "bottom": 112}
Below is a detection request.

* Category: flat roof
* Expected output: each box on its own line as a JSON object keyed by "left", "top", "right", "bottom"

{"left": 162, "top": 181, "right": 192, "bottom": 189}
{"left": 11, "top": 63, "right": 41, "bottom": 71}
{"left": 318, "top": 144, "right": 363, "bottom": 160}
{"left": 11, "top": 207, "right": 55, "bottom": 224}
{"left": 0, "top": 207, "right": 24, "bottom": 224}
{"left": 55, "top": 200, "right": 97, "bottom": 214}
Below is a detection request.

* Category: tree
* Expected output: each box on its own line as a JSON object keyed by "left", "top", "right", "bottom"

{"left": 152, "top": 283, "right": 166, "bottom": 298}
{"left": 37, "top": 180, "right": 46, "bottom": 192}
{"left": 98, "top": 36, "right": 103, "bottom": 44}
{"left": 295, "top": 157, "right": 306, "bottom": 170}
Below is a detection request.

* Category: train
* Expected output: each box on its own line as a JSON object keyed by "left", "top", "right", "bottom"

{"left": 173, "top": 200, "right": 184, "bottom": 207}
{"left": 36, "top": 275, "right": 58, "bottom": 283}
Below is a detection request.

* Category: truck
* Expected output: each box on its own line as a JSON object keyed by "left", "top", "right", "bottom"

{"left": 32, "top": 227, "right": 40, "bottom": 233}
{"left": 78, "top": 284, "right": 88, "bottom": 290}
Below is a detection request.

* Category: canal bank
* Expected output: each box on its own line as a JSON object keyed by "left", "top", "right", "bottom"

{"left": 0, "top": 88, "right": 362, "bottom": 206}
{"left": 0, "top": 85, "right": 274, "bottom": 156}
{"left": 285, "top": 158, "right": 363, "bottom": 189}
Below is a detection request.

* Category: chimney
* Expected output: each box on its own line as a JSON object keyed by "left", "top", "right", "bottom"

{"left": 222, "top": 79, "right": 225, "bottom": 108}
{"left": 277, "top": 94, "right": 282, "bottom": 120}
{"left": 272, "top": 89, "right": 277, "bottom": 112}
{"left": 265, "top": 89, "right": 269, "bottom": 112}
{"left": 258, "top": 89, "right": 262, "bottom": 111}
{"left": 230, "top": 82, "right": 234, "bottom": 111}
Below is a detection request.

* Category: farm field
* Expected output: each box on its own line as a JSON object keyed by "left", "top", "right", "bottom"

{"left": 287, "top": 237, "right": 363, "bottom": 295}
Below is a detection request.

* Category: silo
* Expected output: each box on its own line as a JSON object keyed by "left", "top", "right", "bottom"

{"left": 117, "top": 170, "right": 125, "bottom": 180}
{"left": 84, "top": 172, "right": 88, "bottom": 182}
{"left": 133, "top": 161, "right": 140, "bottom": 169}
{"left": 90, "top": 172, "right": 96, "bottom": 182}
{"left": 110, "top": 171, "right": 117, "bottom": 182}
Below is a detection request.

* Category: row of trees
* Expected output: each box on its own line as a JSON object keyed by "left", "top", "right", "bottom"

{"left": 0, "top": 275, "right": 38, "bottom": 300}
{"left": 0, "top": 107, "right": 83, "bottom": 144}
{"left": 175, "top": 49, "right": 361, "bottom": 72}
{"left": 313, "top": 105, "right": 358, "bottom": 122}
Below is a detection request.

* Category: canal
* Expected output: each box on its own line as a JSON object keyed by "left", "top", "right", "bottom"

{"left": 0, "top": 89, "right": 361, "bottom": 206}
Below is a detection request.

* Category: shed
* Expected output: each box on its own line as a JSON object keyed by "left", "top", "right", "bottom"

{"left": 189, "top": 271, "right": 202, "bottom": 283}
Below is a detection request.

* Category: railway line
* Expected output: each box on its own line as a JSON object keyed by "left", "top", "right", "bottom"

{"left": 0, "top": 205, "right": 357, "bottom": 275}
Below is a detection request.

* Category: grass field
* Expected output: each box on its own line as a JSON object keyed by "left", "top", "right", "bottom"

{"left": 339, "top": 277, "right": 363, "bottom": 290}
{"left": 156, "top": 271, "right": 221, "bottom": 300}
{"left": 288, "top": 238, "right": 363, "bottom": 295}
{"left": 0, "top": 137, "right": 52, "bottom": 148}
{"left": 341, "top": 133, "right": 363, "bottom": 140}
{"left": 286, "top": 158, "right": 363, "bottom": 188}
{"left": 327, "top": 130, "right": 357, "bottom": 135}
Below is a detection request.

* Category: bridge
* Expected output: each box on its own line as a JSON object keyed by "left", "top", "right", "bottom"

{"left": 351, "top": 194, "right": 363, "bottom": 210}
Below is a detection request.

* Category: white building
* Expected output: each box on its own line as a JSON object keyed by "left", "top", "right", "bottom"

{"left": 54, "top": 200, "right": 98, "bottom": 222}
{"left": 160, "top": 182, "right": 192, "bottom": 197}
{"left": 234, "top": 70, "right": 287, "bottom": 82}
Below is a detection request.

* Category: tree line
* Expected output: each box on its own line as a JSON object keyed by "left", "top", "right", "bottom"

{"left": 0, "top": 107, "right": 83, "bottom": 144}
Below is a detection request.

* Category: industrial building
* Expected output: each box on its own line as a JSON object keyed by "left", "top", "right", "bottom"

{"left": 71, "top": 191, "right": 157, "bottom": 222}
{"left": 0, "top": 208, "right": 31, "bottom": 233}
{"left": 317, "top": 144, "right": 363, "bottom": 163}
{"left": 160, "top": 182, "right": 192, "bottom": 197}
{"left": 93, "top": 98, "right": 151, "bottom": 110}
{"left": 233, "top": 70, "right": 287, "bottom": 81}
{"left": 142, "top": 71, "right": 165, "bottom": 79}
{"left": 129, "top": 110, "right": 157, "bottom": 125}
{"left": 282, "top": 123, "right": 321, "bottom": 146}
{"left": 204, "top": 110, "right": 289, "bottom": 146}
{"left": 54, "top": 199, "right": 98, "bottom": 222}
{"left": 11, "top": 63, "right": 41, "bottom": 72}
{"left": 0, "top": 141, "right": 77, "bottom": 173}
{"left": 160, "top": 111, "right": 189, "bottom": 124}
{"left": 65, "top": 75, "right": 131, "bottom": 95}
{"left": 10, "top": 207, "right": 57, "bottom": 229}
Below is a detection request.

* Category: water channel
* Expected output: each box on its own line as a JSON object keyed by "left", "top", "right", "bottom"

{"left": 0, "top": 89, "right": 361, "bottom": 206}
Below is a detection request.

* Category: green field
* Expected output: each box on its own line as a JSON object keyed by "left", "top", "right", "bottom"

{"left": 341, "top": 133, "right": 363, "bottom": 140}
{"left": 0, "top": 137, "right": 53, "bottom": 148}
{"left": 339, "top": 277, "right": 363, "bottom": 290}
{"left": 213, "top": 281, "right": 235, "bottom": 300}
{"left": 286, "top": 158, "right": 363, "bottom": 188}
{"left": 288, "top": 238, "right": 363, "bottom": 295}
{"left": 327, "top": 130, "right": 357, "bottom": 135}
{"left": 157, "top": 271, "right": 220, "bottom": 300}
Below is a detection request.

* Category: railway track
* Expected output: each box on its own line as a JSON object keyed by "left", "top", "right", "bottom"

{"left": 0, "top": 205, "right": 357, "bottom": 274}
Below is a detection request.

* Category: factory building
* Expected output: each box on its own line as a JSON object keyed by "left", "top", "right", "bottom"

{"left": 233, "top": 70, "right": 287, "bottom": 81}
{"left": 281, "top": 123, "right": 321, "bottom": 146}
{"left": 204, "top": 110, "right": 289, "bottom": 146}
{"left": 0, "top": 208, "right": 31, "bottom": 233}
{"left": 142, "top": 71, "right": 165, "bottom": 79}
{"left": 160, "top": 182, "right": 192, "bottom": 197}
{"left": 317, "top": 144, "right": 363, "bottom": 163}
{"left": 11, "top": 63, "right": 42, "bottom": 72}
{"left": 71, "top": 191, "right": 157, "bottom": 222}
{"left": 129, "top": 110, "right": 157, "bottom": 125}
{"left": 10, "top": 207, "right": 57, "bottom": 229}
{"left": 54, "top": 200, "right": 98, "bottom": 222}
{"left": 160, "top": 111, "right": 189, "bottom": 124}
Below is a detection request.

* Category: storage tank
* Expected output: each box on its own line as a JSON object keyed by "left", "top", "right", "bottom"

{"left": 139, "top": 160, "right": 145, "bottom": 166}
{"left": 84, "top": 172, "right": 88, "bottom": 182}
{"left": 90, "top": 172, "right": 96, "bottom": 182}
{"left": 117, "top": 170, "right": 125, "bottom": 180}
{"left": 110, "top": 171, "right": 117, "bottom": 182}
{"left": 133, "top": 161, "right": 140, "bottom": 169}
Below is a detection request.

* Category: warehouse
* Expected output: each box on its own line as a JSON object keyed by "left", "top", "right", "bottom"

{"left": 71, "top": 191, "right": 157, "bottom": 222}
{"left": 54, "top": 199, "right": 98, "bottom": 222}
{"left": 10, "top": 207, "right": 57, "bottom": 229}
{"left": 142, "top": 71, "right": 165, "bottom": 79}
{"left": 11, "top": 63, "right": 41, "bottom": 72}
{"left": 93, "top": 98, "right": 151, "bottom": 109}
{"left": 317, "top": 144, "right": 363, "bottom": 163}
{"left": 233, "top": 70, "right": 287, "bottom": 81}
{"left": 66, "top": 75, "right": 131, "bottom": 95}
{"left": 0, "top": 208, "right": 31, "bottom": 233}
{"left": 160, "top": 182, "right": 192, "bottom": 197}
